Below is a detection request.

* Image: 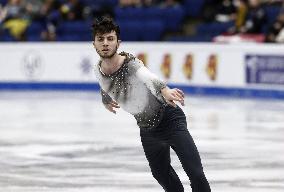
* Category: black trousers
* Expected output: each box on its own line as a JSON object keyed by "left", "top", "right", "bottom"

{"left": 140, "top": 105, "right": 211, "bottom": 192}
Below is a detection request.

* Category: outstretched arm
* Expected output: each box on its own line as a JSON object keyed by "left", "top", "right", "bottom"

{"left": 135, "top": 64, "right": 166, "bottom": 99}
{"left": 101, "top": 89, "right": 120, "bottom": 114}
{"left": 135, "top": 62, "right": 184, "bottom": 107}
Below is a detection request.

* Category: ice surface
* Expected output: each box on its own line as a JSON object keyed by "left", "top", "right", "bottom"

{"left": 0, "top": 91, "right": 283, "bottom": 192}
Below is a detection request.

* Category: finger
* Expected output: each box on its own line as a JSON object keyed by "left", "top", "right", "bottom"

{"left": 171, "top": 93, "right": 185, "bottom": 106}
{"left": 173, "top": 92, "right": 184, "bottom": 101}
{"left": 110, "top": 102, "right": 120, "bottom": 108}
{"left": 174, "top": 95, "right": 185, "bottom": 106}
{"left": 110, "top": 100, "right": 119, "bottom": 106}
{"left": 111, "top": 100, "right": 119, "bottom": 105}
{"left": 175, "top": 91, "right": 183, "bottom": 99}
{"left": 171, "top": 94, "right": 183, "bottom": 102}
{"left": 175, "top": 88, "right": 185, "bottom": 98}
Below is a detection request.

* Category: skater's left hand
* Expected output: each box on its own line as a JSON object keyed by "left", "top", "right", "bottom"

{"left": 161, "top": 87, "right": 185, "bottom": 107}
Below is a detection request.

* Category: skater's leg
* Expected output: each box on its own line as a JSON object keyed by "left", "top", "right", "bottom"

{"left": 140, "top": 130, "right": 184, "bottom": 192}
{"left": 170, "top": 119, "right": 211, "bottom": 192}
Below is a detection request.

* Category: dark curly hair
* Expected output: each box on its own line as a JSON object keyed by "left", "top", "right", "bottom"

{"left": 92, "top": 16, "right": 120, "bottom": 40}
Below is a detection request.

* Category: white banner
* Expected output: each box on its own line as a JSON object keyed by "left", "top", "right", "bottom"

{"left": 0, "top": 43, "right": 99, "bottom": 82}
{"left": 0, "top": 42, "right": 283, "bottom": 90}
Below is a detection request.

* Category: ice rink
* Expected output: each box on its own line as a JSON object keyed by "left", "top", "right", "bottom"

{"left": 0, "top": 91, "right": 283, "bottom": 192}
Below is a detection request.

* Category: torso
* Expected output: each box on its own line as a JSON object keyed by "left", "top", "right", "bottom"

{"left": 95, "top": 52, "right": 166, "bottom": 129}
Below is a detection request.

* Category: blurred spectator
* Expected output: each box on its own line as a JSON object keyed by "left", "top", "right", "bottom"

{"left": 60, "top": 0, "right": 85, "bottom": 21}
{"left": 144, "top": 0, "right": 158, "bottom": 7}
{"left": 266, "top": 11, "right": 284, "bottom": 42}
{"left": 275, "top": 26, "right": 284, "bottom": 42}
{"left": 227, "top": 0, "right": 248, "bottom": 34}
{"left": 0, "top": 4, "right": 5, "bottom": 21}
{"left": 215, "top": 0, "right": 236, "bottom": 22}
{"left": 261, "top": 0, "right": 283, "bottom": 6}
{"left": 158, "top": 0, "right": 181, "bottom": 8}
{"left": 202, "top": 0, "right": 222, "bottom": 22}
{"left": 119, "top": 0, "right": 142, "bottom": 7}
{"left": 0, "top": 0, "right": 29, "bottom": 40}
{"left": 240, "top": 0, "right": 267, "bottom": 33}
{"left": 0, "top": 0, "right": 283, "bottom": 42}
{"left": 119, "top": 0, "right": 165, "bottom": 8}
{"left": 23, "top": 0, "right": 44, "bottom": 20}
{"left": 40, "top": 0, "right": 61, "bottom": 41}
{"left": 202, "top": 0, "right": 236, "bottom": 22}
{"left": 0, "top": 0, "right": 26, "bottom": 22}
{"left": 234, "top": 0, "right": 248, "bottom": 31}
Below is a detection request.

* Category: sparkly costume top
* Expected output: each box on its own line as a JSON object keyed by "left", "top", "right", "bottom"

{"left": 94, "top": 52, "right": 167, "bottom": 129}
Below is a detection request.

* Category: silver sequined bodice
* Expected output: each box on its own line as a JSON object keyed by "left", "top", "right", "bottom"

{"left": 94, "top": 52, "right": 167, "bottom": 129}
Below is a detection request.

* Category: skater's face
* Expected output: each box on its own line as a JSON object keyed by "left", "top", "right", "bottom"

{"left": 93, "top": 31, "right": 121, "bottom": 59}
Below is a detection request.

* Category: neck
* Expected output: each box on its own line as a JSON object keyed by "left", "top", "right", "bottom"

{"left": 100, "top": 53, "right": 124, "bottom": 75}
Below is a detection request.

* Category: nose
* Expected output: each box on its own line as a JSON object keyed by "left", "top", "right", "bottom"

{"left": 103, "top": 39, "right": 109, "bottom": 46}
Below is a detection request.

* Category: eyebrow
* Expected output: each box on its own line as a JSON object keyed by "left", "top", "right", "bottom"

{"left": 97, "top": 34, "right": 115, "bottom": 38}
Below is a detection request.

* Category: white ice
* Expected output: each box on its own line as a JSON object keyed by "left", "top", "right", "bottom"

{"left": 0, "top": 91, "right": 283, "bottom": 192}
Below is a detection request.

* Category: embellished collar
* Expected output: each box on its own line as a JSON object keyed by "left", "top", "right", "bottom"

{"left": 98, "top": 52, "right": 135, "bottom": 77}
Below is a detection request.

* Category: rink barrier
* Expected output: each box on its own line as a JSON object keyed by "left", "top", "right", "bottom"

{"left": 0, "top": 82, "right": 283, "bottom": 99}
{"left": 0, "top": 82, "right": 100, "bottom": 90}
{"left": 0, "top": 43, "right": 283, "bottom": 99}
{"left": 170, "top": 84, "right": 284, "bottom": 99}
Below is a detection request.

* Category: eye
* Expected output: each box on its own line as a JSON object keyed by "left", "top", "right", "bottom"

{"left": 97, "top": 37, "right": 104, "bottom": 42}
{"left": 108, "top": 37, "right": 114, "bottom": 41}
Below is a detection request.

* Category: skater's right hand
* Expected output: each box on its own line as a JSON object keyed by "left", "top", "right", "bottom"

{"left": 104, "top": 100, "right": 120, "bottom": 114}
{"left": 161, "top": 87, "right": 185, "bottom": 107}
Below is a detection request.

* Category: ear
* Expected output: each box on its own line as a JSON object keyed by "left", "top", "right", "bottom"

{"left": 118, "top": 40, "right": 122, "bottom": 47}
{"left": 93, "top": 41, "right": 95, "bottom": 47}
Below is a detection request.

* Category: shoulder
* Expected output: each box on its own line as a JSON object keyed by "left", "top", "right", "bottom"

{"left": 128, "top": 57, "right": 144, "bottom": 70}
{"left": 127, "top": 58, "right": 145, "bottom": 76}
{"left": 120, "top": 52, "right": 145, "bottom": 72}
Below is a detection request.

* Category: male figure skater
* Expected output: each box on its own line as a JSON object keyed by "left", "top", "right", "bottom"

{"left": 92, "top": 16, "right": 211, "bottom": 192}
